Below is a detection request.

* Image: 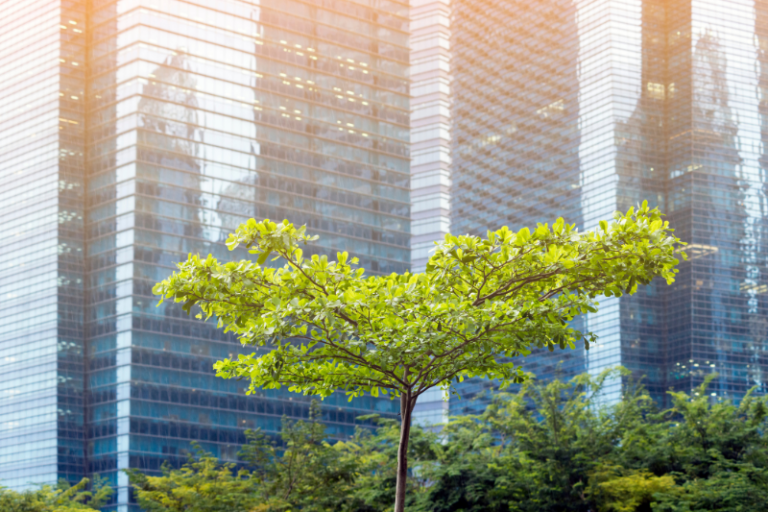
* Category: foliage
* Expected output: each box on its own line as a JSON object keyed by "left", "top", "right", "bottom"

{"left": 408, "top": 368, "right": 654, "bottom": 512}
{"left": 156, "top": 204, "right": 680, "bottom": 403}
{"left": 651, "top": 470, "right": 768, "bottom": 512}
{"left": 407, "top": 372, "right": 768, "bottom": 512}
{"left": 335, "top": 415, "right": 441, "bottom": 511}
{"left": 121, "top": 372, "right": 768, "bottom": 512}
{"left": 8, "top": 370, "right": 766, "bottom": 512}
{"left": 0, "top": 477, "right": 112, "bottom": 512}
{"left": 248, "top": 401, "right": 366, "bottom": 511}
{"left": 619, "top": 375, "right": 768, "bottom": 512}
{"left": 127, "top": 449, "right": 261, "bottom": 512}
{"left": 589, "top": 467, "right": 677, "bottom": 512}
{"left": 154, "top": 204, "right": 682, "bottom": 510}
{"left": 128, "top": 401, "right": 366, "bottom": 512}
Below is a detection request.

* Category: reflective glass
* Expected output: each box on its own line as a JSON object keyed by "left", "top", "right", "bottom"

{"left": 0, "top": 0, "right": 87, "bottom": 490}
{"left": 84, "top": 1, "right": 408, "bottom": 509}
{"left": 449, "top": 0, "right": 768, "bottom": 412}
{"left": 1, "top": 0, "right": 408, "bottom": 508}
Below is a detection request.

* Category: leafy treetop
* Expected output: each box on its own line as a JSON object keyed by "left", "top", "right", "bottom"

{"left": 154, "top": 201, "right": 683, "bottom": 403}
{"left": 0, "top": 477, "right": 112, "bottom": 512}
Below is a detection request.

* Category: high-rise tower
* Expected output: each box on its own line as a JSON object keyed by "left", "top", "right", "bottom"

{"left": 664, "top": 0, "right": 768, "bottom": 402}
{"left": 448, "top": 0, "right": 768, "bottom": 410}
{"left": 0, "top": 0, "right": 410, "bottom": 509}
{"left": 0, "top": 0, "right": 88, "bottom": 490}
{"left": 409, "top": 0, "right": 452, "bottom": 426}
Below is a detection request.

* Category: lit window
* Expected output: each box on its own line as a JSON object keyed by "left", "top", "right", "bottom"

{"left": 647, "top": 82, "right": 665, "bottom": 100}
{"left": 536, "top": 99, "right": 565, "bottom": 118}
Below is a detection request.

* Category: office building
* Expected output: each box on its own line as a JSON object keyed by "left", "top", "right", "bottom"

{"left": 446, "top": 0, "right": 768, "bottom": 411}
{"left": 1, "top": 0, "right": 89, "bottom": 490}
{"left": 409, "top": 0, "right": 452, "bottom": 425}
{"left": 0, "top": 0, "right": 410, "bottom": 509}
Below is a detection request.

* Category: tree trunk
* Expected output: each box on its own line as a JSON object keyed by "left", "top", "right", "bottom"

{"left": 393, "top": 392, "right": 415, "bottom": 512}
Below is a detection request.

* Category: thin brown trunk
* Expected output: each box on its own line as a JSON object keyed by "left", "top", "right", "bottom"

{"left": 394, "top": 392, "right": 415, "bottom": 512}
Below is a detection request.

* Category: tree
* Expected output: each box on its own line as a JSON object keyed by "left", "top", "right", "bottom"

{"left": 154, "top": 202, "right": 682, "bottom": 511}
{"left": 411, "top": 369, "right": 655, "bottom": 512}
{"left": 0, "top": 477, "right": 112, "bottom": 512}
{"left": 128, "top": 401, "right": 365, "bottom": 512}
{"left": 127, "top": 449, "right": 262, "bottom": 512}
{"left": 617, "top": 375, "right": 768, "bottom": 512}
{"left": 404, "top": 372, "right": 768, "bottom": 512}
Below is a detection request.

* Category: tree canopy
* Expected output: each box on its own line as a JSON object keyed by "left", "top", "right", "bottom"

{"left": 399, "top": 371, "right": 768, "bottom": 512}
{"left": 122, "top": 372, "right": 768, "bottom": 512}
{"left": 0, "top": 477, "right": 112, "bottom": 512}
{"left": 128, "top": 402, "right": 372, "bottom": 512}
{"left": 154, "top": 202, "right": 683, "bottom": 511}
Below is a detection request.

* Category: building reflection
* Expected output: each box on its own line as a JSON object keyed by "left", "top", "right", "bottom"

{"left": 449, "top": 0, "right": 585, "bottom": 413}
{"left": 449, "top": 0, "right": 768, "bottom": 411}
{"left": 80, "top": 2, "right": 411, "bottom": 510}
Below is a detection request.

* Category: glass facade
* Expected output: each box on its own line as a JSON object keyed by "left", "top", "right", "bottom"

{"left": 666, "top": 0, "right": 768, "bottom": 402}
{"left": 449, "top": 0, "right": 590, "bottom": 411}
{"left": 449, "top": 0, "right": 768, "bottom": 412}
{"left": 409, "top": 0, "right": 452, "bottom": 426}
{"left": 0, "top": 0, "right": 87, "bottom": 490}
{"left": 2, "top": 0, "right": 410, "bottom": 509}
{"left": 409, "top": 0, "right": 452, "bottom": 275}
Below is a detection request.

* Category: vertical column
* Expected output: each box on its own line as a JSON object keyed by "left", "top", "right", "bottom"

{"left": 114, "top": 168, "right": 135, "bottom": 511}
{"left": 576, "top": 0, "right": 644, "bottom": 403}
{"left": 115, "top": 332, "right": 132, "bottom": 512}
{"left": 410, "top": 0, "right": 452, "bottom": 273}
{"left": 58, "top": 0, "right": 88, "bottom": 485}
{"left": 410, "top": 0, "right": 451, "bottom": 426}
{"left": 0, "top": 0, "right": 87, "bottom": 488}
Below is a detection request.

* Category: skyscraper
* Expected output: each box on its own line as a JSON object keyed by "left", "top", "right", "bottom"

{"left": 409, "top": 0, "right": 452, "bottom": 426}
{"left": 447, "top": 0, "right": 768, "bottom": 410}
{"left": 1, "top": 0, "right": 89, "bottom": 491}
{"left": 1, "top": 0, "right": 410, "bottom": 509}
{"left": 664, "top": 0, "right": 768, "bottom": 404}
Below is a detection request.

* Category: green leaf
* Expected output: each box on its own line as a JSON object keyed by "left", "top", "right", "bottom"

{"left": 256, "top": 250, "right": 271, "bottom": 266}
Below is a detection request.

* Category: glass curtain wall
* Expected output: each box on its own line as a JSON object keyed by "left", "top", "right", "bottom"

{"left": 665, "top": 0, "right": 768, "bottom": 402}
{"left": 0, "top": 0, "right": 410, "bottom": 502}
{"left": 449, "top": 0, "right": 588, "bottom": 412}
{"left": 0, "top": 0, "right": 87, "bottom": 490}
{"left": 449, "top": 0, "right": 768, "bottom": 411}
{"left": 84, "top": 0, "right": 410, "bottom": 509}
